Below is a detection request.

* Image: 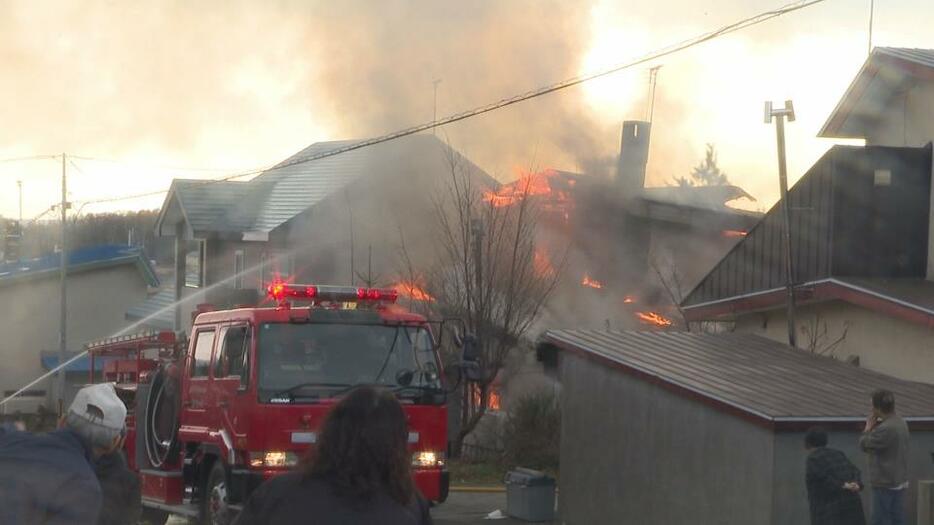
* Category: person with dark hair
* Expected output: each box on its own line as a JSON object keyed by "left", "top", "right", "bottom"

{"left": 860, "top": 389, "right": 910, "bottom": 525}
{"left": 804, "top": 427, "right": 866, "bottom": 525}
{"left": 234, "top": 386, "right": 432, "bottom": 525}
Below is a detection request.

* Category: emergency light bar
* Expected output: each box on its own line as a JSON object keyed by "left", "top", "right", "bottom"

{"left": 266, "top": 282, "right": 399, "bottom": 304}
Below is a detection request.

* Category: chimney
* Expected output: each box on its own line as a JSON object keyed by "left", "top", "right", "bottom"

{"left": 617, "top": 120, "right": 651, "bottom": 198}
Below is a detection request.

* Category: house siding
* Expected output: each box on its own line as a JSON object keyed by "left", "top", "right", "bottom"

{"left": 865, "top": 83, "right": 934, "bottom": 148}
{"left": 0, "top": 264, "right": 149, "bottom": 412}
{"left": 733, "top": 300, "right": 934, "bottom": 384}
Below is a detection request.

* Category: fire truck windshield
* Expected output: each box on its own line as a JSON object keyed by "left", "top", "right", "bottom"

{"left": 257, "top": 322, "right": 441, "bottom": 403}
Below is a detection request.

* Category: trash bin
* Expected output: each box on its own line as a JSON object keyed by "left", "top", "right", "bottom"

{"left": 504, "top": 467, "right": 556, "bottom": 522}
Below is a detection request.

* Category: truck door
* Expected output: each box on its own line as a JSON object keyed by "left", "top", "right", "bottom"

{"left": 181, "top": 328, "right": 216, "bottom": 436}
{"left": 211, "top": 324, "right": 252, "bottom": 441}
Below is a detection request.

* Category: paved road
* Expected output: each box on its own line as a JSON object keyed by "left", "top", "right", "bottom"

{"left": 167, "top": 490, "right": 556, "bottom": 524}
{"left": 434, "top": 491, "right": 533, "bottom": 524}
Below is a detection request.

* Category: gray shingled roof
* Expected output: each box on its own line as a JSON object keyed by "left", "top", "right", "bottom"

{"left": 168, "top": 179, "right": 253, "bottom": 233}
{"left": 161, "top": 134, "right": 477, "bottom": 237}
{"left": 544, "top": 330, "right": 934, "bottom": 423}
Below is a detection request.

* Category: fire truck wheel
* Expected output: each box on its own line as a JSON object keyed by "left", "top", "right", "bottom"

{"left": 139, "top": 507, "right": 169, "bottom": 525}
{"left": 202, "top": 461, "right": 231, "bottom": 525}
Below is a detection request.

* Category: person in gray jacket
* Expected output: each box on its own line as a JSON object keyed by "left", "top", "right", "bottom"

{"left": 859, "top": 389, "right": 910, "bottom": 525}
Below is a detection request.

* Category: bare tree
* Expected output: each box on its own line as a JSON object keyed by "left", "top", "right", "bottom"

{"left": 410, "top": 147, "right": 561, "bottom": 456}
{"left": 800, "top": 314, "right": 849, "bottom": 356}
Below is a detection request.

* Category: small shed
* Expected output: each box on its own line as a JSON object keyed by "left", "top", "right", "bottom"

{"left": 537, "top": 330, "right": 934, "bottom": 525}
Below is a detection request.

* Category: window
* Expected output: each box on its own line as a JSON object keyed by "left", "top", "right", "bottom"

{"left": 185, "top": 240, "right": 205, "bottom": 288}
{"left": 234, "top": 250, "right": 245, "bottom": 290}
{"left": 215, "top": 325, "right": 251, "bottom": 387}
{"left": 261, "top": 250, "right": 293, "bottom": 286}
{"left": 874, "top": 169, "right": 892, "bottom": 186}
{"left": 191, "top": 329, "right": 216, "bottom": 378}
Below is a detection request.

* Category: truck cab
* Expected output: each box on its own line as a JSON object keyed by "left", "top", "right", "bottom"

{"left": 117, "top": 284, "right": 449, "bottom": 524}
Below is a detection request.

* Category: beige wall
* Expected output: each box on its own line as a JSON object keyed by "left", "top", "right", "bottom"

{"left": 865, "top": 83, "right": 934, "bottom": 148}
{"left": 734, "top": 300, "right": 934, "bottom": 383}
{"left": 0, "top": 264, "right": 150, "bottom": 413}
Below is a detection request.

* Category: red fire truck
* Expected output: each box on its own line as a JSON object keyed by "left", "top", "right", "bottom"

{"left": 88, "top": 283, "right": 452, "bottom": 524}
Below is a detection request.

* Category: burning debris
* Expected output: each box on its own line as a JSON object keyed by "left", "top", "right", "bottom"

{"left": 581, "top": 274, "right": 604, "bottom": 289}
{"left": 623, "top": 295, "right": 636, "bottom": 304}
{"left": 721, "top": 229, "right": 748, "bottom": 238}
{"left": 636, "top": 311, "right": 673, "bottom": 328}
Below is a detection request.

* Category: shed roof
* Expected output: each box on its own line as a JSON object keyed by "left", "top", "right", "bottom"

{"left": 543, "top": 330, "right": 934, "bottom": 426}
{"left": 0, "top": 244, "right": 158, "bottom": 287}
{"left": 820, "top": 47, "right": 934, "bottom": 139}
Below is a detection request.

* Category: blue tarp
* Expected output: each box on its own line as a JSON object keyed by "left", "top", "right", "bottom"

{"left": 0, "top": 244, "right": 158, "bottom": 286}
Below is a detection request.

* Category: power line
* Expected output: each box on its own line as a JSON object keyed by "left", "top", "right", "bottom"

{"left": 0, "top": 155, "right": 58, "bottom": 164}
{"left": 69, "top": 154, "right": 268, "bottom": 174}
{"left": 36, "top": 0, "right": 832, "bottom": 209}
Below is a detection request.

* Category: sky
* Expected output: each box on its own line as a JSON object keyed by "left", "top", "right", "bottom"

{"left": 0, "top": 0, "right": 931, "bottom": 220}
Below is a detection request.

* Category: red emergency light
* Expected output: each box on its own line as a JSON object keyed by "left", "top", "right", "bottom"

{"left": 266, "top": 281, "right": 398, "bottom": 305}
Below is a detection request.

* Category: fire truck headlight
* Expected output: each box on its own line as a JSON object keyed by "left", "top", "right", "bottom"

{"left": 412, "top": 450, "right": 444, "bottom": 468}
{"left": 248, "top": 451, "right": 299, "bottom": 468}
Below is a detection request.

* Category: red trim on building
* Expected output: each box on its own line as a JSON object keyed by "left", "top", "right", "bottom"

{"left": 683, "top": 281, "right": 934, "bottom": 329}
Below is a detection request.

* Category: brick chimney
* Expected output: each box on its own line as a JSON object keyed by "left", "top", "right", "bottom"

{"left": 617, "top": 120, "right": 651, "bottom": 198}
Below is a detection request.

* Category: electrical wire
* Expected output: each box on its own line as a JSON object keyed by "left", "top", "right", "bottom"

{"left": 0, "top": 155, "right": 58, "bottom": 164}
{"left": 40, "top": 0, "right": 831, "bottom": 209}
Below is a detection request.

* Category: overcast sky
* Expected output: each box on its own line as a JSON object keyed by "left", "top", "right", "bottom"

{"left": 0, "top": 0, "right": 930, "bottom": 219}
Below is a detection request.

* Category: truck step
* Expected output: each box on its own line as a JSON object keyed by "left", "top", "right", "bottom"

{"left": 141, "top": 498, "right": 199, "bottom": 518}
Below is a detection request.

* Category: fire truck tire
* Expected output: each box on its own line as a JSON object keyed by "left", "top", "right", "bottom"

{"left": 139, "top": 507, "right": 169, "bottom": 525}
{"left": 202, "top": 461, "right": 232, "bottom": 525}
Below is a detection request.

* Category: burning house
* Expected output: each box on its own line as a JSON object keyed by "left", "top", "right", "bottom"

{"left": 486, "top": 120, "right": 760, "bottom": 332}
{"left": 683, "top": 47, "right": 934, "bottom": 384}
{"left": 144, "top": 134, "right": 496, "bottom": 332}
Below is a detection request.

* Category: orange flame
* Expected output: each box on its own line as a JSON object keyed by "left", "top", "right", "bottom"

{"left": 483, "top": 168, "right": 568, "bottom": 208}
{"left": 581, "top": 274, "right": 603, "bottom": 289}
{"left": 636, "top": 311, "right": 673, "bottom": 327}
{"left": 392, "top": 280, "right": 435, "bottom": 302}
{"left": 623, "top": 295, "right": 636, "bottom": 304}
{"left": 722, "top": 229, "right": 748, "bottom": 238}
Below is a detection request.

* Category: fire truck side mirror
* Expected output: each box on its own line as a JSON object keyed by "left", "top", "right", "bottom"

{"left": 459, "top": 334, "right": 480, "bottom": 364}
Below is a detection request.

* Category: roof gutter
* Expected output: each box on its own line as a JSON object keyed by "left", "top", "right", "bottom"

{"left": 683, "top": 278, "right": 934, "bottom": 328}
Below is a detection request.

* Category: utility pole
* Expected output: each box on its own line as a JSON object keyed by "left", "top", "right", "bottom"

{"left": 868, "top": 0, "right": 875, "bottom": 56}
{"left": 646, "top": 66, "right": 662, "bottom": 123}
{"left": 16, "top": 180, "right": 22, "bottom": 222}
{"left": 432, "top": 79, "right": 442, "bottom": 135}
{"left": 57, "top": 153, "right": 68, "bottom": 411}
{"left": 765, "top": 101, "right": 797, "bottom": 348}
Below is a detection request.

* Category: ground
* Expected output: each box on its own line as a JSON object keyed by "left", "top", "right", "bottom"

{"left": 165, "top": 491, "right": 556, "bottom": 524}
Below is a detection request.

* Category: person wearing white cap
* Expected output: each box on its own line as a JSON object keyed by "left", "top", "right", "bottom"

{"left": 0, "top": 383, "right": 128, "bottom": 525}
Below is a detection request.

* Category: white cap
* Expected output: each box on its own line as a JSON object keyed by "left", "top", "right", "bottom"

{"left": 68, "top": 383, "right": 127, "bottom": 433}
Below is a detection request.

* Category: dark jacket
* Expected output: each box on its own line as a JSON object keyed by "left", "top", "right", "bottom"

{"left": 95, "top": 451, "right": 141, "bottom": 525}
{"left": 806, "top": 447, "right": 866, "bottom": 525}
{"left": 858, "top": 414, "right": 910, "bottom": 488}
{"left": 233, "top": 472, "right": 433, "bottom": 525}
{"left": 0, "top": 427, "right": 102, "bottom": 524}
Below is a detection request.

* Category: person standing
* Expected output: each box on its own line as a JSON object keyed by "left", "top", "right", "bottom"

{"left": 0, "top": 383, "right": 128, "bottom": 525}
{"left": 859, "top": 389, "right": 910, "bottom": 525}
{"left": 804, "top": 427, "right": 866, "bottom": 525}
{"left": 234, "top": 386, "right": 433, "bottom": 525}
